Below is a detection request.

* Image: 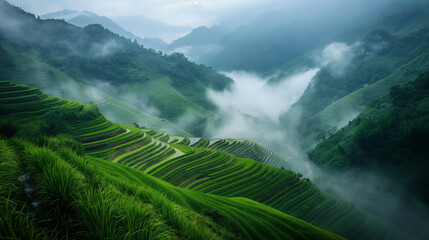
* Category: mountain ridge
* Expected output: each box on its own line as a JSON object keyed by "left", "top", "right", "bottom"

{"left": 41, "top": 9, "right": 169, "bottom": 50}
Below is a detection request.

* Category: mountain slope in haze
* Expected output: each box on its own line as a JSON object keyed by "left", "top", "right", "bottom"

{"left": 169, "top": 0, "right": 394, "bottom": 73}
{"left": 268, "top": 0, "right": 429, "bottom": 86}
{"left": 167, "top": 26, "right": 230, "bottom": 63}
{"left": 169, "top": 10, "right": 347, "bottom": 73}
{"left": 0, "top": 40, "right": 191, "bottom": 137}
{"left": 308, "top": 72, "right": 429, "bottom": 206}
{"left": 281, "top": 25, "right": 429, "bottom": 148}
{"left": 365, "top": 0, "right": 429, "bottom": 35}
{"left": 41, "top": 10, "right": 168, "bottom": 50}
{"left": 169, "top": 0, "right": 429, "bottom": 75}
{"left": 0, "top": 1, "right": 232, "bottom": 136}
{"left": 111, "top": 15, "right": 192, "bottom": 43}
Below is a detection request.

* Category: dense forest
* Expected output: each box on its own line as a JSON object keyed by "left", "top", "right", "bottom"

{"left": 309, "top": 72, "right": 429, "bottom": 204}
{"left": 281, "top": 26, "right": 429, "bottom": 148}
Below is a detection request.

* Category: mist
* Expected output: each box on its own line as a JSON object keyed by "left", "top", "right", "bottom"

{"left": 313, "top": 168, "right": 429, "bottom": 240}
{"left": 205, "top": 69, "right": 319, "bottom": 171}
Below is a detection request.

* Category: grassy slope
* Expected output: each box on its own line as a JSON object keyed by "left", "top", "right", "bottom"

{"left": 75, "top": 114, "right": 399, "bottom": 240}
{"left": 132, "top": 77, "right": 216, "bottom": 121}
{"left": 190, "top": 137, "right": 289, "bottom": 169}
{"left": 0, "top": 86, "right": 343, "bottom": 240}
{"left": 0, "top": 41, "right": 191, "bottom": 137}
{"left": 0, "top": 138, "right": 345, "bottom": 240}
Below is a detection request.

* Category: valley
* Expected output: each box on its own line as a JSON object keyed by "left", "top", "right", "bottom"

{"left": 1, "top": 0, "right": 429, "bottom": 239}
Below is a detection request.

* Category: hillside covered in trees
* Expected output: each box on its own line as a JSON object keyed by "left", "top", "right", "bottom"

{"left": 309, "top": 72, "right": 429, "bottom": 204}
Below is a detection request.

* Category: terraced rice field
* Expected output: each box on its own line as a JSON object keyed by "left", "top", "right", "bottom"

{"left": 192, "top": 138, "right": 288, "bottom": 169}
{"left": 72, "top": 120, "right": 398, "bottom": 240}
{"left": 0, "top": 82, "right": 399, "bottom": 240}
{"left": 0, "top": 81, "right": 69, "bottom": 114}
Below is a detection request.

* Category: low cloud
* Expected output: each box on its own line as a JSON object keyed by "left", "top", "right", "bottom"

{"left": 88, "top": 79, "right": 160, "bottom": 118}
{"left": 314, "top": 168, "right": 429, "bottom": 240}
{"left": 206, "top": 69, "right": 319, "bottom": 161}
{"left": 171, "top": 44, "right": 223, "bottom": 63}
{"left": 94, "top": 39, "right": 118, "bottom": 57}
{"left": 313, "top": 42, "right": 356, "bottom": 77}
{"left": 208, "top": 69, "right": 319, "bottom": 124}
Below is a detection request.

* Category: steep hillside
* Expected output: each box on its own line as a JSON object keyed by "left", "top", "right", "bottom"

{"left": 308, "top": 72, "right": 429, "bottom": 205}
{"left": 282, "top": 26, "right": 429, "bottom": 147}
{"left": 0, "top": 81, "right": 347, "bottom": 240}
{"left": 0, "top": 1, "right": 231, "bottom": 135}
{"left": 75, "top": 122, "right": 400, "bottom": 240}
{"left": 0, "top": 81, "right": 401, "bottom": 239}
{"left": 0, "top": 138, "right": 347, "bottom": 240}
{"left": 0, "top": 40, "right": 191, "bottom": 137}
{"left": 190, "top": 137, "right": 288, "bottom": 169}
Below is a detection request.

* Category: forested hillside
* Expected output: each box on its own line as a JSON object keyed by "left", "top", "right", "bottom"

{"left": 0, "top": 0, "right": 231, "bottom": 135}
{"left": 308, "top": 72, "right": 429, "bottom": 204}
{"left": 282, "top": 26, "right": 429, "bottom": 148}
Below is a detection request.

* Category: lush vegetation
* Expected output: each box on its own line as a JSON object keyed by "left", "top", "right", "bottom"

{"left": 0, "top": 38, "right": 191, "bottom": 137}
{"left": 308, "top": 72, "right": 429, "bottom": 204}
{"left": 2, "top": 1, "right": 427, "bottom": 239}
{"left": 282, "top": 26, "right": 429, "bottom": 148}
{"left": 0, "top": 81, "right": 401, "bottom": 239}
{"left": 0, "top": 0, "right": 232, "bottom": 135}
{"left": 190, "top": 137, "right": 288, "bottom": 169}
{"left": 67, "top": 105, "right": 399, "bottom": 239}
{"left": 0, "top": 81, "right": 350, "bottom": 239}
{"left": 0, "top": 137, "right": 347, "bottom": 240}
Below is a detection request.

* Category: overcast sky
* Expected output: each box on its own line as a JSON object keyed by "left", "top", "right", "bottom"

{"left": 8, "top": 0, "right": 399, "bottom": 28}
{"left": 8, "top": 0, "right": 284, "bottom": 27}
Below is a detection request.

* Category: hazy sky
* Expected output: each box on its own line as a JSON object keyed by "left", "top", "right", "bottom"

{"left": 9, "top": 0, "right": 396, "bottom": 28}
{"left": 8, "top": 0, "right": 281, "bottom": 27}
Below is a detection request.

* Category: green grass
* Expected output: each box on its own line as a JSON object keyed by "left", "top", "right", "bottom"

{"left": 133, "top": 78, "right": 215, "bottom": 121}
{"left": 84, "top": 126, "right": 396, "bottom": 239}
{"left": 0, "top": 138, "right": 345, "bottom": 240}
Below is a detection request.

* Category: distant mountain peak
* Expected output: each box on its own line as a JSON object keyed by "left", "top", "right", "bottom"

{"left": 41, "top": 9, "right": 84, "bottom": 20}
{"left": 40, "top": 9, "right": 170, "bottom": 51}
{"left": 81, "top": 10, "right": 96, "bottom": 16}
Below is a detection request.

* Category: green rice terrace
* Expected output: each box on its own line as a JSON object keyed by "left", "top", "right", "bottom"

{"left": 0, "top": 81, "right": 400, "bottom": 239}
